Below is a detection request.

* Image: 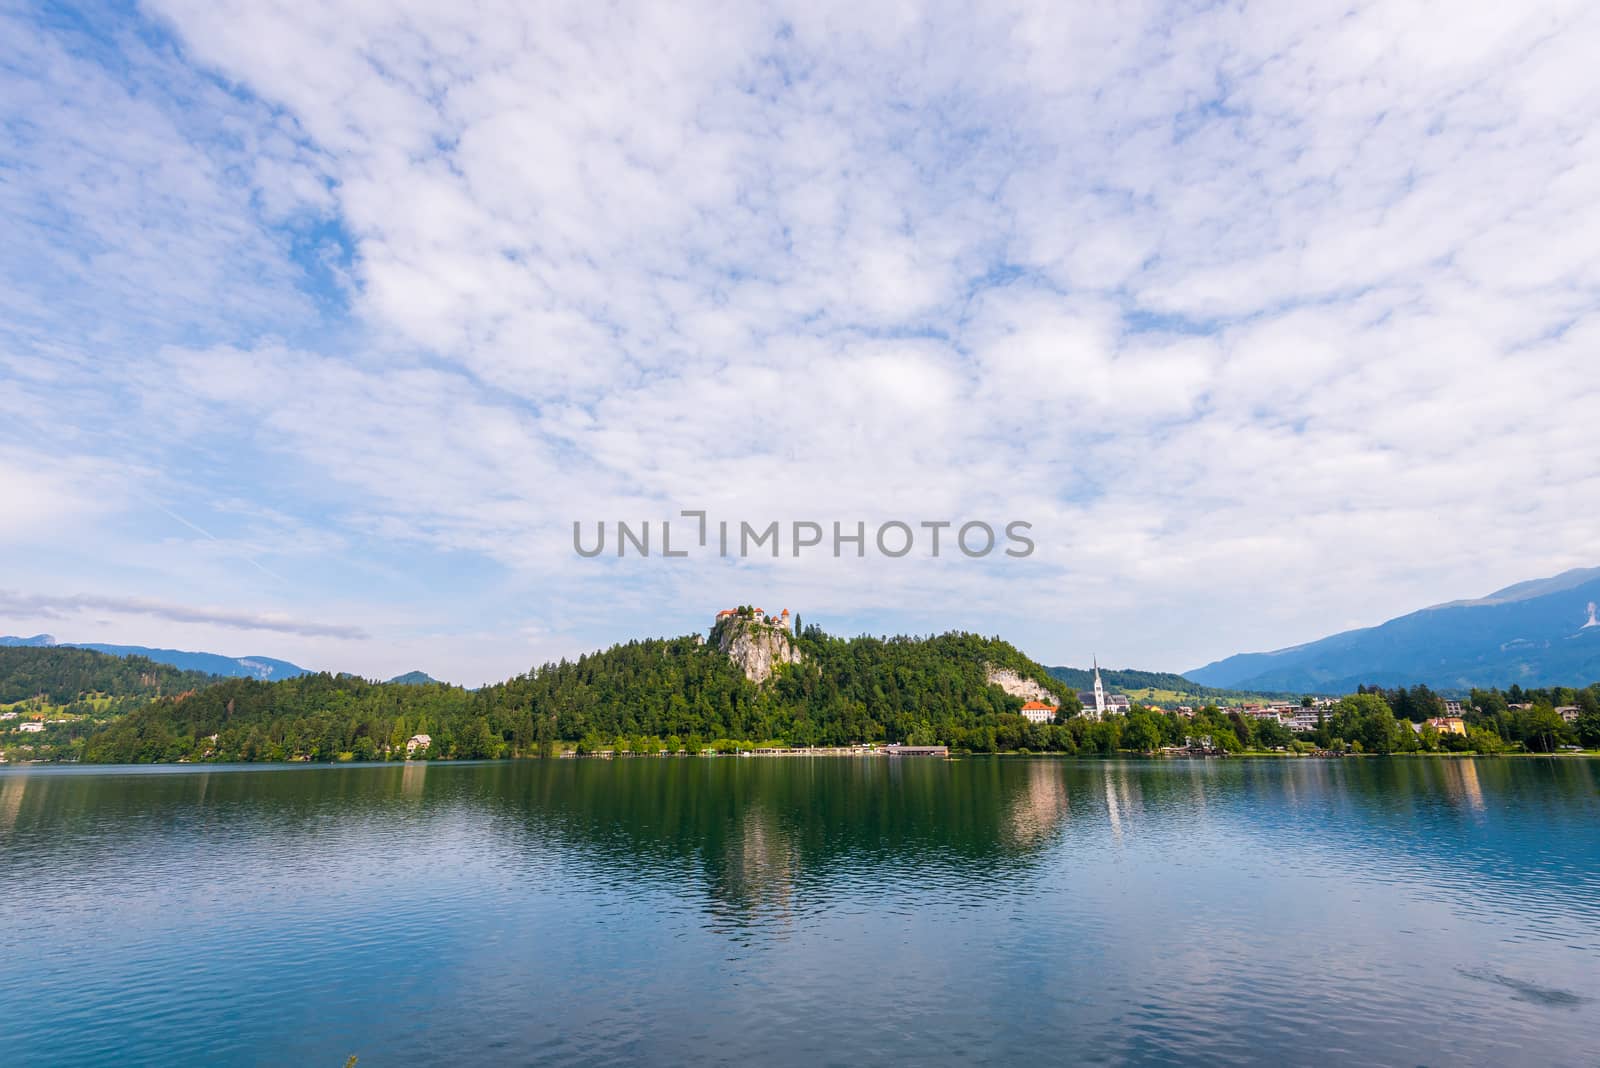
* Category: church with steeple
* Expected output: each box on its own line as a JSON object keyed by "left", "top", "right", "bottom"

{"left": 1076, "top": 659, "right": 1129, "bottom": 721}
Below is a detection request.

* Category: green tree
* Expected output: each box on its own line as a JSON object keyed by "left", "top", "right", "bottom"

{"left": 1121, "top": 713, "right": 1162, "bottom": 752}
{"left": 1517, "top": 706, "right": 1570, "bottom": 753}
{"left": 1575, "top": 689, "right": 1600, "bottom": 747}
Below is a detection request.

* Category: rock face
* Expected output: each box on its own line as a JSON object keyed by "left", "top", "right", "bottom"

{"left": 986, "top": 665, "right": 1057, "bottom": 705}
{"left": 719, "top": 618, "right": 802, "bottom": 683}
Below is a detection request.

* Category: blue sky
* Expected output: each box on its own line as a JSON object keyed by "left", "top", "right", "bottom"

{"left": 4, "top": 0, "right": 1599, "bottom": 684}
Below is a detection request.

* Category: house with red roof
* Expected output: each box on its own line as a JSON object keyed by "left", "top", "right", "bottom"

{"left": 1019, "top": 700, "right": 1058, "bottom": 725}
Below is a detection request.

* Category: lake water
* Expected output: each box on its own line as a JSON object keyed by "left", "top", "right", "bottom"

{"left": 2, "top": 757, "right": 1597, "bottom": 1066}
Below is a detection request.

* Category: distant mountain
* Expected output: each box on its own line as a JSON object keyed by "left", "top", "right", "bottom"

{"left": 387, "top": 670, "right": 443, "bottom": 685}
{"left": 0, "top": 638, "right": 311, "bottom": 682}
{"left": 1188, "top": 566, "right": 1600, "bottom": 693}
{"left": 66, "top": 644, "right": 311, "bottom": 682}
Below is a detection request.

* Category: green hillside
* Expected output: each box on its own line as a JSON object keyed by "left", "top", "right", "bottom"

{"left": 79, "top": 629, "right": 1077, "bottom": 763}
{"left": 0, "top": 646, "right": 215, "bottom": 706}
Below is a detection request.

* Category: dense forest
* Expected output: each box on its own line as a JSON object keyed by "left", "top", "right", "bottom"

{"left": 0, "top": 646, "right": 215, "bottom": 705}
{"left": 74, "top": 629, "right": 1081, "bottom": 763}
{"left": 7, "top": 636, "right": 1597, "bottom": 765}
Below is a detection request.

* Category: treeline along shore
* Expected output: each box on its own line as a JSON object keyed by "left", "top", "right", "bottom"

{"left": 2, "top": 632, "right": 1599, "bottom": 765}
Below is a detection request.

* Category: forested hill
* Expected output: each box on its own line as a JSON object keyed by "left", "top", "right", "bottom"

{"left": 0, "top": 646, "right": 216, "bottom": 705}
{"left": 1049, "top": 666, "right": 1203, "bottom": 693}
{"left": 1045, "top": 665, "right": 1291, "bottom": 702}
{"left": 80, "top": 629, "right": 1076, "bottom": 763}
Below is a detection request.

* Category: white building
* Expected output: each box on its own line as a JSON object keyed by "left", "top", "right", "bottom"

{"left": 405, "top": 733, "right": 432, "bottom": 757}
{"left": 18, "top": 721, "right": 45, "bottom": 733}
{"left": 1286, "top": 709, "right": 1323, "bottom": 733}
{"left": 1019, "top": 701, "right": 1057, "bottom": 724}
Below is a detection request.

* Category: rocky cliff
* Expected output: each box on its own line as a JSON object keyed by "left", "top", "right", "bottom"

{"left": 985, "top": 665, "right": 1057, "bottom": 705}
{"left": 717, "top": 618, "right": 802, "bottom": 683}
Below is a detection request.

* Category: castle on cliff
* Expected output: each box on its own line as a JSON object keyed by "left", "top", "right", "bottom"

{"left": 715, "top": 606, "right": 791, "bottom": 630}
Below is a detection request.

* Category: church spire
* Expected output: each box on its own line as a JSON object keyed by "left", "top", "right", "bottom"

{"left": 1092, "top": 656, "right": 1107, "bottom": 720}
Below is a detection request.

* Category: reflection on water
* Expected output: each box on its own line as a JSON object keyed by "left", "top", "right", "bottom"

{"left": 1446, "top": 757, "right": 1487, "bottom": 813}
{"left": 2, "top": 757, "right": 1598, "bottom": 1066}
{"left": 1007, "top": 759, "right": 1070, "bottom": 845}
{"left": 0, "top": 770, "right": 25, "bottom": 833}
{"left": 712, "top": 804, "right": 796, "bottom": 931}
{"left": 401, "top": 759, "right": 427, "bottom": 797}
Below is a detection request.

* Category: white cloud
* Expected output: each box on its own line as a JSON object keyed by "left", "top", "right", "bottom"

{"left": 2, "top": 0, "right": 1598, "bottom": 681}
{"left": 0, "top": 591, "right": 366, "bottom": 639}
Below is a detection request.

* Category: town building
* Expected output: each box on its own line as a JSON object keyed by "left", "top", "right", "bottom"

{"left": 1019, "top": 700, "right": 1057, "bottom": 725}
{"left": 405, "top": 733, "right": 432, "bottom": 756}
{"left": 1556, "top": 706, "right": 1580, "bottom": 724}
{"left": 18, "top": 721, "right": 44, "bottom": 733}
{"left": 1443, "top": 700, "right": 1464, "bottom": 716}
{"left": 1426, "top": 717, "right": 1467, "bottom": 736}
{"left": 1286, "top": 709, "right": 1323, "bottom": 733}
{"left": 1243, "top": 706, "right": 1294, "bottom": 722}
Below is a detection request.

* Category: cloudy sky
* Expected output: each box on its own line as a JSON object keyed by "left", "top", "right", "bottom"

{"left": 4, "top": 0, "right": 1598, "bottom": 684}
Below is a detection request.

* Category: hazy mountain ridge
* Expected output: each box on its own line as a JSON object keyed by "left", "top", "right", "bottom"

{"left": 387, "top": 670, "right": 444, "bottom": 686}
{"left": 0, "top": 634, "right": 57, "bottom": 647}
{"left": 0, "top": 636, "right": 311, "bottom": 682}
{"left": 1190, "top": 567, "right": 1600, "bottom": 692}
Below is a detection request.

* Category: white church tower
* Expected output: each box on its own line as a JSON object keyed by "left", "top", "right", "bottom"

{"left": 1092, "top": 657, "right": 1108, "bottom": 720}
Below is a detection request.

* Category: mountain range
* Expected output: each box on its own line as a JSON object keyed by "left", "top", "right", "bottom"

{"left": 0, "top": 635, "right": 312, "bottom": 681}
{"left": 1188, "top": 566, "right": 1600, "bottom": 693}
{"left": 0, "top": 634, "right": 444, "bottom": 687}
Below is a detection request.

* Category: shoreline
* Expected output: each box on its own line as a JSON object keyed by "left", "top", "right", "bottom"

{"left": 8, "top": 748, "right": 1599, "bottom": 771}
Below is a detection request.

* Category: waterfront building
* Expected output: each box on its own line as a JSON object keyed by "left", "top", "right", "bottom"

{"left": 1019, "top": 700, "right": 1057, "bottom": 724}
{"left": 406, "top": 733, "right": 432, "bottom": 756}
{"left": 1426, "top": 717, "right": 1467, "bottom": 736}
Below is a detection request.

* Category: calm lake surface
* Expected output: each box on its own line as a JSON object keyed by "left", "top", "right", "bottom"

{"left": 2, "top": 757, "right": 1598, "bottom": 1066}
